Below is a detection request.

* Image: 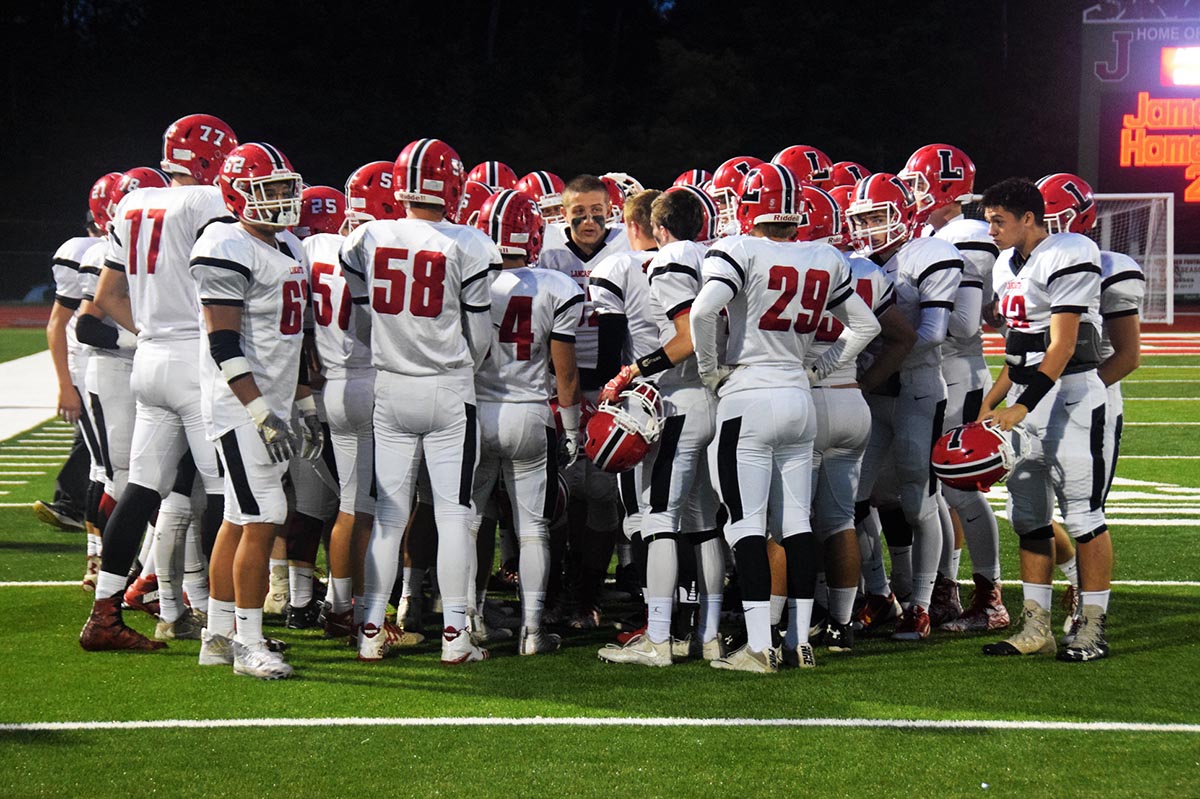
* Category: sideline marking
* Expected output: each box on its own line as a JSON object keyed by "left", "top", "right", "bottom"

{"left": 0, "top": 716, "right": 1197, "bottom": 734}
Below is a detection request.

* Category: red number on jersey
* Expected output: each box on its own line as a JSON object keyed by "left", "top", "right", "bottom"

{"left": 311, "top": 261, "right": 350, "bottom": 331}
{"left": 582, "top": 285, "right": 600, "bottom": 327}
{"left": 280, "top": 280, "right": 305, "bottom": 335}
{"left": 758, "top": 265, "right": 831, "bottom": 334}
{"left": 125, "top": 208, "right": 166, "bottom": 275}
{"left": 1000, "top": 293, "right": 1028, "bottom": 329}
{"left": 498, "top": 295, "right": 534, "bottom": 360}
{"left": 371, "top": 247, "right": 447, "bottom": 317}
{"left": 815, "top": 277, "right": 874, "bottom": 343}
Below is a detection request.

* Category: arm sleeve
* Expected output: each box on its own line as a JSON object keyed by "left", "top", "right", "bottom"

{"left": 691, "top": 279, "right": 736, "bottom": 376}
{"left": 812, "top": 292, "right": 882, "bottom": 379}
{"left": 461, "top": 237, "right": 499, "bottom": 370}
{"left": 912, "top": 306, "right": 952, "bottom": 357}
{"left": 947, "top": 282, "right": 983, "bottom": 340}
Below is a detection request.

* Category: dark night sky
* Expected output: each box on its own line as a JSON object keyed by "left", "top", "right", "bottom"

{"left": 0, "top": 1, "right": 1097, "bottom": 297}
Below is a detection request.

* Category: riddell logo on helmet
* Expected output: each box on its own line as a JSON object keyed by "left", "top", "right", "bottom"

{"left": 423, "top": 179, "right": 445, "bottom": 191}
{"left": 172, "top": 148, "right": 195, "bottom": 161}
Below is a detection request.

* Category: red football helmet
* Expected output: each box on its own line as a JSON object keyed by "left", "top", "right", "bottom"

{"left": 456, "top": 180, "right": 493, "bottom": 227}
{"left": 584, "top": 381, "right": 663, "bottom": 473}
{"left": 1037, "top": 173, "right": 1097, "bottom": 234}
{"left": 826, "top": 184, "right": 856, "bottom": 249}
{"left": 830, "top": 161, "right": 871, "bottom": 188}
{"left": 665, "top": 184, "right": 720, "bottom": 242}
{"left": 602, "top": 172, "right": 645, "bottom": 200}
{"left": 599, "top": 175, "right": 626, "bottom": 223}
{"left": 897, "top": 144, "right": 976, "bottom": 217}
{"left": 674, "top": 168, "right": 713, "bottom": 187}
{"left": 476, "top": 189, "right": 545, "bottom": 263}
{"left": 217, "top": 142, "right": 302, "bottom": 228}
{"left": 771, "top": 145, "right": 834, "bottom": 190}
{"left": 160, "top": 113, "right": 238, "bottom": 185}
{"left": 736, "top": 163, "right": 805, "bottom": 234}
{"left": 296, "top": 186, "right": 347, "bottom": 239}
{"left": 345, "top": 161, "right": 404, "bottom": 230}
{"left": 466, "top": 160, "right": 519, "bottom": 190}
{"left": 846, "top": 173, "right": 916, "bottom": 256}
{"left": 108, "top": 167, "right": 171, "bottom": 222}
{"left": 932, "top": 420, "right": 1027, "bottom": 492}
{"left": 394, "top": 138, "right": 465, "bottom": 213}
{"left": 515, "top": 171, "right": 566, "bottom": 223}
{"left": 707, "top": 156, "right": 764, "bottom": 233}
{"left": 795, "top": 185, "right": 844, "bottom": 246}
{"left": 88, "top": 172, "right": 123, "bottom": 231}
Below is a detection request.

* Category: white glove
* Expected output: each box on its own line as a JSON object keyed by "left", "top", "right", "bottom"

{"left": 700, "top": 365, "right": 733, "bottom": 394}
{"left": 559, "top": 403, "right": 581, "bottom": 467}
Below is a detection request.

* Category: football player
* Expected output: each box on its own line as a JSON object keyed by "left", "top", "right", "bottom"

{"left": 471, "top": 189, "right": 584, "bottom": 654}
{"left": 846, "top": 173, "right": 964, "bottom": 641}
{"left": 189, "top": 141, "right": 318, "bottom": 679}
{"left": 979, "top": 177, "right": 1110, "bottom": 662}
{"left": 898, "top": 144, "right": 1008, "bottom": 632}
{"left": 340, "top": 138, "right": 501, "bottom": 664}
{"left": 692, "top": 164, "right": 881, "bottom": 672}
{"left": 79, "top": 114, "right": 239, "bottom": 652}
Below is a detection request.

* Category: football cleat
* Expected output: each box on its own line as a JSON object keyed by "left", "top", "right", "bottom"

{"left": 384, "top": 620, "right": 424, "bottom": 647}
{"left": 233, "top": 639, "right": 294, "bottom": 679}
{"left": 82, "top": 555, "right": 101, "bottom": 591}
{"left": 122, "top": 574, "right": 160, "bottom": 617}
{"left": 263, "top": 565, "right": 289, "bottom": 616}
{"left": 79, "top": 597, "right": 167, "bottom": 652}
{"left": 1061, "top": 584, "right": 1080, "bottom": 635}
{"left": 782, "top": 642, "right": 817, "bottom": 668}
{"left": 824, "top": 620, "right": 855, "bottom": 653}
{"left": 198, "top": 628, "right": 235, "bottom": 666}
{"left": 357, "top": 622, "right": 393, "bottom": 661}
{"left": 711, "top": 643, "right": 780, "bottom": 674}
{"left": 466, "top": 606, "right": 513, "bottom": 643}
{"left": 154, "top": 607, "right": 204, "bottom": 641}
{"left": 671, "top": 634, "right": 696, "bottom": 660}
{"left": 597, "top": 633, "right": 673, "bottom": 667}
{"left": 928, "top": 574, "right": 963, "bottom": 627}
{"left": 519, "top": 626, "right": 562, "bottom": 656}
{"left": 285, "top": 598, "right": 322, "bottom": 630}
{"left": 853, "top": 591, "right": 903, "bottom": 634}
{"left": 441, "top": 626, "right": 490, "bottom": 665}
{"left": 982, "top": 601, "right": 1056, "bottom": 656}
{"left": 701, "top": 636, "right": 727, "bottom": 662}
{"left": 892, "top": 604, "right": 932, "bottom": 641}
{"left": 1058, "top": 605, "right": 1109, "bottom": 662}
{"left": 323, "top": 608, "right": 353, "bottom": 639}
{"left": 33, "top": 499, "right": 84, "bottom": 532}
{"left": 397, "top": 594, "right": 423, "bottom": 633}
{"left": 941, "top": 575, "right": 1010, "bottom": 632}
{"left": 567, "top": 605, "right": 601, "bottom": 631}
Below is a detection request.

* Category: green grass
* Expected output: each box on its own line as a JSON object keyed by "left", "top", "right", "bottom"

{"left": 0, "top": 327, "right": 48, "bottom": 362}
{"left": 1, "top": 338, "right": 1198, "bottom": 797}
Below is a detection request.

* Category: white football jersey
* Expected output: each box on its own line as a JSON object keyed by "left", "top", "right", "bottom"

{"left": 79, "top": 238, "right": 135, "bottom": 362}
{"left": 304, "top": 232, "right": 372, "bottom": 377}
{"left": 52, "top": 235, "right": 94, "bottom": 359}
{"left": 340, "top": 217, "right": 501, "bottom": 379}
{"left": 993, "top": 232, "right": 1102, "bottom": 382}
{"left": 935, "top": 215, "right": 998, "bottom": 359}
{"left": 475, "top": 267, "right": 584, "bottom": 403}
{"left": 807, "top": 254, "right": 894, "bottom": 386}
{"left": 646, "top": 239, "right": 707, "bottom": 388}
{"left": 539, "top": 226, "right": 629, "bottom": 373}
{"left": 1099, "top": 250, "right": 1145, "bottom": 362}
{"left": 701, "top": 235, "right": 853, "bottom": 394}
{"left": 588, "top": 249, "right": 660, "bottom": 362}
{"left": 107, "top": 185, "right": 231, "bottom": 342}
{"left": 875, "top": 236, "right": 963, "bottom": 373}
{"left": 190, "top": 223, "right": 310, "bottom": 438}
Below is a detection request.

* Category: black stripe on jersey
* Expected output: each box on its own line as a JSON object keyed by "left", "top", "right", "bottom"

{"left": 1050, "top": 304, "right": 1087, "bottom": 314}
{"left": 339, "top": 255, "right": 364, "bottom": 279}
{"left": 1089, "top": 404, "right": 1106, "bottom": 512}
{"left": 706, "top": 276, "right": 740, "bottom": 297}
{"left": 196, "top": 216, "right": 238, "bottom": 239}
{"left": 648, "top": 263, "right": 699, "bottom": 284}
{"left": 219, "top": 430, "right": 261, "bottom": 516}
{"left": 462, "top": 267, "right": 493, "bottom": 287}
{"left": 80, "top": 265, "right": 102, "bottom": 276}
{"left": 1102, "top": 308, "right": 1139, "bottom": 320}
{"left": 960, "top": 279, "right": 984, "bottom": 289}
{"left": 665, "top": 299, "right": 693, "bottom": 320}
{"left": 542, "top": 426, "right": 558, "bottom": 521}
{"left": 1101, "top": 271, "right": 1146, "bottom": 291}
{"left": 589, "top": 277, "right": 624, "bottom": 301}
{"left": 706, "top": 249, "right": 745, "bottom": 283}
{"left": 955, "top": 241, "right": 1001, "bottom": 257}
{"left": 351, "top": 296, "right": 369, "bottom": 305}
{"left": 103, "top": 258, "right": 126, "bottom": 273}
{"left": 1046, "top": 262, "right": 1101, "bottom": 285}
{"left": 928, "top": 399, "right": 947, "bottom": 497}
{"left": 110, "top": 230, "right": 123, "bottom": 248}
{"left": 919, "top": 300, "right": 955, "bottom": 309}
{"left": 81, "top": 293, "right": 94, "bottom": 302}
{"left": 915, "top": 259, "right": 963, "bottom": 286}
{"left": 717, "top": 417, "right": 743, "bottom": 523}
{"left": 555, "top": 294, "right": 584, "bottom": 317}
{"left": 463, "top": 302, "right": 491, "bottom": 313}
{"left": 1105, "top": 413, "right": 1123, "bottom": 506}
{"left": 649, "top": 415, "right": 685, "bottom": 513}
{"left": 52, "top": 257, "right": 81, "bottom": 271}
{"left": 191, "top": 256, "right": 253, "bottom": 281}
{"left": 549, "top": 332, "right": 576, "bottom": 343}
{"left": 459, "top": 403, "right": 477, "bottom": 507}
{"left": 76, "top": 390, "right": 102, "bottom": 474}
{"left": 619, "top": 468, "right": 640, "bottom": 517}
{"left": 88, "top": 392, "right": 113, "bottom": 480}
{"left": 201, "top": 298, "right": 245, "bottom": 307}
{"left": 277, "top": 240, "right": 296, "bottom": 260}
{"left": 565, "top": 236, "right": 609, "bottom": 264}
{"left": 826, "top": 288, "right": 854, "bottom": 309}
{"left": 874, "top": 294, "right": 896, "bottom": 316}
{"left": 55, "top": 295, "right": 82, "bottom": 310}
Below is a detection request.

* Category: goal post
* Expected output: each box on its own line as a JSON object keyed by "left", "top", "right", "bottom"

{"left": 1093, "top": 193, "right": 1174, "bottom": 325}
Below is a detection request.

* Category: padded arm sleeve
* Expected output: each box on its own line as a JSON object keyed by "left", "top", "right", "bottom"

{"left": 690, "top": 279, "right": 736, "bottom": 377}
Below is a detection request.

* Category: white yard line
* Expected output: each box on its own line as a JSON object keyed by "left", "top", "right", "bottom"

{"left": 0, "top": 716, "right": 1196, "bottom": 734}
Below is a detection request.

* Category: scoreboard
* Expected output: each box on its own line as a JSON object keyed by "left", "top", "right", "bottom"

{"left": 1080, "top": 2, "right": 1200, "bottom": 252}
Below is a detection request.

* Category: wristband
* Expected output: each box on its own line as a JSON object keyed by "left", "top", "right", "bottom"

{"left": 219, "top": 356, "right": 252, "bottom": 383}
{"left": 245, "top": 396, "right": 271, "bottom": 425}
{"left": 296, "top": 395, "right": 317, "bottom": 415}
{"left": 635, "top": 347, "right": 673, "bottom": 377}
{"left": 558, "top": 403, "right": 581, "bottom": 433}
{"left": 1016, "top": 371, "right": 1055, "bottom": 411}
{"left": 116, "top": 326, "right": 138, "bottom": 350}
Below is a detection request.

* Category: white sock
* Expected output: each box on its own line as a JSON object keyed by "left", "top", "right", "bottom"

{"left": 153, "top": 508, "right": 190, "bottom": 624}
{"left": 208, "top": 598, "right": 236, "bottom": 637}
{"left": 138, "top": 525, "right": 156, "bottom": 574}
{"left": 910, "top": 512, "right": 942, "bottom": 608}
{"left": 401, "top": 566, "right": 425, "bottom": 599}
{"left": 698, "top": 597, "right": 722, "bottom": 643}
{"left": 362, "top": 591, "right": 389, "bottom": 632}
{"left": 646, "top": 595, "right": 673, "bottom": 644}
{"left": 442, "top": 603, "right": 468, "bottom": 635}
{"left": 1059, "top": 556, "right": 1079, "bottom": 587}
{"left": 289, "top": 565, "right": 314, "bottom": 607}
{"left": 1080, "top": 589, "right": 1110, "bottom": 613}
{"left": 234, "top": 606, "right": 264, "bottom": 647}
{"left": 784, "top": 598, "right": 814, "bottom": 649}
{"left": 1022, "top": 582, "right": 1053, "bottom": 610}
{"left": 95, "top": 570, "right": 126, "bottom": 599}
{"left": 857, "top": 508, "right": 891, "bottom": 596}
{"left": 519, "top": 534, "right": 549, "bottom": 629}
{"left": 827, "top": 586, "right": 857, "bottom": 625}
{"left": 743, "top": 601, "right": 772, "bottom": 653}
{"left": 769, "top": 594, "right": 786, "bottom": 626}
{"left": 330, "top": 577, "right": 353, "bottom": 614}
{"left": 183, "top": 521, "right": 209, "bottom": 607}
{"left": 87, "top": 533, "right": 101, "bottom": 557}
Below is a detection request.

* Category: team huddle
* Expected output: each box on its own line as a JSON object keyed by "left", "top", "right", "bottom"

{"left": 48, "top": 112, "right": 1140, "bottom": 678}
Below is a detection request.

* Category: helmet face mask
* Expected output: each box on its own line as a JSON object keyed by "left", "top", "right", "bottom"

{"left": 219, "top": 143, "right": 303, "bottom": 229}
{"left": 846, "top": 173, "right": 915, "bottom": 256}
{"left": 708, "top": 156, "right": 765, "bottom": 236}
{"left": 932, "top": 420, "right": 1029, "bottom": 492}
{"left": 583, "top": 381, "right": 663, "bottom": 473}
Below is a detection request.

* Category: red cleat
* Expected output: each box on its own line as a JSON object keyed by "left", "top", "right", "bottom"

{"left": 123, "top": 574, "right": 160, "bottom": 617}
{"left": 80, "top": 597, "right": 166, "bottom": 651}
{"left": 891, "top": 604, "right": 932, "bottom": 640}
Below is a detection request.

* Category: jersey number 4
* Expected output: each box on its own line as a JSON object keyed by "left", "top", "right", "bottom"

{"left": 372, "top": 248, "right": 447, "bottom": 317}
{"left": 125, "top": 208, "right": 167, "bottom": 275}
{"left": 758, "top": 265, "right": 830, "bottom": 334}
{"left": 499, "top": 295, "right": 534, "bottom": 360}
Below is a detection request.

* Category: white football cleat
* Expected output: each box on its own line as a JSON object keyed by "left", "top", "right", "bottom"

{"left": 441, "top": 627, "right": 489, "bottom": 665}
{"left": 198, "top": 628, "right": 235, "bottom": 666}
{"left": 597, "top": 633, "right": 673, "bottom": 667}
{"left": 519, "top": 626, "right": 561, "bottom": 656}
{"left": 233, "top": 639, "right": 294, "bottom": 679}
{"left": 711, "top": 643, "right": 780, "bottom": 674}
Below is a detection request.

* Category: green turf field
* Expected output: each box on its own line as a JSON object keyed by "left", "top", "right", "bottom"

{"left": 1, "top": 340, "right": 1197, "bottom": 798}
{"left": 0, "top": 328, "right": 50, "bottom": 362}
